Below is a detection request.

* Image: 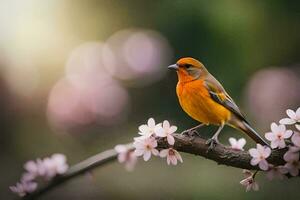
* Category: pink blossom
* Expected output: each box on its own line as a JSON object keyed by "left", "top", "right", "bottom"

{"left": 115, "top": 144, "right": 137, "bottom": 171}
{"left": 228, "top": 137, "right": 246, "bottom": 150}
{"left": 266, "top": 164, "right": 288, "bottom": 180}
{"left": 43, "top": 154, "right": 69, "bottom": 179}
{"left": 21, "top": 173, "right": 36, "bottom": 182}
{"left": 279, "top": 108, "right": 300, "bottom": 130}
{"left": 283, "top": 151, "right": 300, "bottom": 176}
{"left": 10, "top": 181, "right": 37, "bottom": 197}
{"left": 240, "top": 170, "right": 259, "bottom": 192}
{"left": 265, "top": 123, "right": 293, "bottom": 149}
{"left": 159, "top": 148, "right": 183, "bottom": 165}
{"left": 155, "top": 120, "right": 177, "bottom": 145}
{"left": 24, "top": 159, "right": 46, "bottom": 178}
{"left": 291, "top": 132, "right": 300, "bottom": 148}
{"left": 137, "top": 118, "right": 161, "bottom": 138}
{"left": 133, "top": 137, "right": 159, "bottom": 161}
{"left": 249, "top": 144, "right": 271, "bottom": 170}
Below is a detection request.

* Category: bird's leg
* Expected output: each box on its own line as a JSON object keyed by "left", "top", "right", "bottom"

{"left": 206, "top": 123, "right": 224, "bottom": 150}
{"left": 181, "top": 123, "right": 205, "bottom": 137}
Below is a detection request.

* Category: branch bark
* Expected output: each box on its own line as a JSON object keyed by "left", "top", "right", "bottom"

{"left": 21, "top": 133, "right": 288, "bottom": 200}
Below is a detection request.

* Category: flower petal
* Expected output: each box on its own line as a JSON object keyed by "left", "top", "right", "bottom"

{"left": 163, "top": 120, "right": 170, "bottom": 129}
{"left": 143, "top": 151, "right": 151, "bottom": 161}
{"left": 237, "top": 138, "right": 246, "bottom": 148}
{"left": 170, "top": 156, "right": 178, "bottom": 165}
{"left": 284, "top": 151, "right": 299, "bottom": 162}
{"left": 167, "top": 135, "right": 175, "bottom": 145}
{"left": 152, "top": 149, "right": 159, "bottom": 156}
{"left": 259, "top": 160, "right": 269, "bottom": 171}
{"left": 229, "top": 137, "right": 237, "bottom": 146}
{"left": 118, "top": 153, "right": 126, "bottom": 163}
{"left": 291, "top": 132, "right": 300, "bottom": 147}
{"left": 263, "top": 147, "right": 271, "bottom": 158}
{"left": 279, "top": 118, "right": 295, "bottom": 125}
{"left": 277, "top": 140, "right": 286, "bottom": 149}
{"left": 256, "top": 144, "right": 265, "bottom": 154}
{"left": 169, "top": 126, "right": 177, "bottom": 134}
{"left": 270, "top": 140, "right": 279, "bottom": 149}
{"left": 249, "top": 149, "right": 259, "bottom": 158}
{"left": 287, "top": 109, "right": 297, "bottom": 120}
{"left": 154, "top": 126, "right": 166, "bottom": 137}
{"left": 166, "top": 156, "right": 171, "bottom": 165}
{"left": 138, "top": 125, "right": 149, "bottom": 133}
{"left": 175, "top": 151, "right": 183, "bottom": 163}
{"left": 270, "top": 123, "right": 279, "bottom": 133}
{"left": 114, "top": 145, "right": 127, "bottom": 153}
{"left": 134, "top": 149, "right": 144, "bottom": 156}
{"left": 283, "top": 130, "right": 293, "bottom": 139}
{"left": 265, "top": 132, "right": 275, "bottom": 141}
{"left": 286, "top": 163, "right": 299, "bottom": 176}
{"left": 148, "top": 118, "right": 155, "bottom": 128}
{"left": 250, "top": 158, "right": 260, "bottom": 166}
{"left": 296, "top": 107, "right": 300, "bottom": 118}
{"left": 278, "top": 124, "right": 286, "bottom": 133}
{"left": 240, "top": 178, "right": 249, "bottom": 186}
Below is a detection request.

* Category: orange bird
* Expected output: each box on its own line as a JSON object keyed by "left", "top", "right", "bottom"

{"left": 168, "top": 57, "right": 268, "bottom": 147}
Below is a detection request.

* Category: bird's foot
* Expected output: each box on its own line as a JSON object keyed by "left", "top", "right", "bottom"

{"left": 181, "top": 129, "right": 201, "bottom": 137}
{"left": 206, "top": 138, "right": 219, "bottom": 151}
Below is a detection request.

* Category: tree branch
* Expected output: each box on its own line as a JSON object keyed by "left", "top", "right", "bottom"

{"left": 21, "top": 133, "right": 288, "bottom": 200}
{"left": 158, "top": 134, "right": 286, "bottom": 169}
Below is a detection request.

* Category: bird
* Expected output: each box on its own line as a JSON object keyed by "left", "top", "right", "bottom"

{"left": 168, "top": 57, "right": 269, "bottom": 147}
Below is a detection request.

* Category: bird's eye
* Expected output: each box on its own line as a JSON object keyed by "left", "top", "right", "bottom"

{"left": 185, "top": 64, "right": 192, "bottom": 69}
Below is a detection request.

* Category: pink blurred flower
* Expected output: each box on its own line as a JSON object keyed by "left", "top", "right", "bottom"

{"left": 42, "top": 154, "right": 69, "bottom": 179}
{"left": 137, "top": 118, "right": 161, "bottom": 139}
{"left": 10, "top": 181, "right": 37, "bottom": 197}
{"left": 10, "top": 153, "right": 69, "bottom": 197}
{"left": 249, "top": 144, "right": 271, "bottom": 170}
{"left": 265, "top": 164, "right": 288, "bottom": 180}
{"left": 265, "top": 123, "right": 293, "bottom": 149}
{"left": 240, "top": 177, "right": 259, "bottom": 192}
{"left": 283, "top": 151, "right": 300, "bottom": 176}
{"left": 228, "top": 137, "right": 246, "bottom": 150}
{"left": 159, "top": 148, "right": 183, "bottom": 165}
{"left": 115, "top": 144, "right": 137, "bottom": 171}
{"left": 24, "top": 159, "right": 46, "bottom": 178}
{"left": 240, "top": 170, "right": 259, "bottom": 192}
{"left": 133, "top": 137, "right": 159, "bottom": 161}
{"left": 291, "top": 132, "right": 300, "bottom": 147}
{"left": 279, "top": 108, "right": 300, "bottom": 131}
{"left": 155, "top": 120, "right": 177, "bottom": 145}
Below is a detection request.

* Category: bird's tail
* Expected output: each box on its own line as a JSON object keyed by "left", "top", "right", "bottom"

{"left": 230, "top": 119, "right": 269, "bottom": 146}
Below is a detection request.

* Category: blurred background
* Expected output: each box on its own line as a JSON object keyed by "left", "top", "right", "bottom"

{"left": 1, "top": 0, "right": 300, "bottom": 199}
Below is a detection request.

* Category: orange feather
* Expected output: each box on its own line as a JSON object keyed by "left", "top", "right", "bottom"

{"left": 176, "top": 77, "right": 231, "bottom": 125}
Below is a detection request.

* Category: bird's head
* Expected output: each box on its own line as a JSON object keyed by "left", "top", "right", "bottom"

{"left": 168, "top": 57, "right": 208, "bottom": 83}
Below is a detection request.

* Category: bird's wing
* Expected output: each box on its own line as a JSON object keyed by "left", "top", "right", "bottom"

{"left": 204, "top": 75, "right": 247, "bottom": 122}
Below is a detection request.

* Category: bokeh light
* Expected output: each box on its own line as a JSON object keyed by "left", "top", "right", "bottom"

{"left": 47, "top": 42, "right": 130, "bottom": 131}
{"left": 102, "top": 29, "right": 172, "bottom": 86}
{"left": 246, "top": 67, "right": 300, "bottom": 127}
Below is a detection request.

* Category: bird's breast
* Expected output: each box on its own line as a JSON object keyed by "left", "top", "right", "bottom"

{"left": 176, "top": 80, "right": 231, "bottom": 125}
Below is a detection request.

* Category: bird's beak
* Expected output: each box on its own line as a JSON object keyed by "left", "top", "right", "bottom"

{"left": 168, "top": 64, "right": 179, "bottom": 70}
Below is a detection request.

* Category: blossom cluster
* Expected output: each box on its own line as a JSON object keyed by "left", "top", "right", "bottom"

{"left": 115, "top": 118, "right": 183, "bottom": 171}
{"left": 10, "top": 154, "right": 68, "bottom": 197}
{"left": 241, "top": 107, "right": 300, "bottom": 191}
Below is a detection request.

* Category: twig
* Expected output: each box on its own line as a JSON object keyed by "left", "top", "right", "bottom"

{"left": 21, "top": 133, "right": 288, "bottom": 200}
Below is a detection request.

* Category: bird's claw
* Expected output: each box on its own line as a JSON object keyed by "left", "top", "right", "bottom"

{"left": 206, "top": 138, "right": 219, "bottom": 151}
{"left": 181, "top": 130, "right": 201, "bottom": 137}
